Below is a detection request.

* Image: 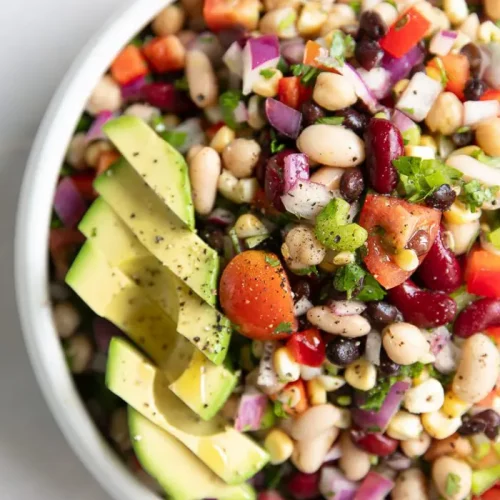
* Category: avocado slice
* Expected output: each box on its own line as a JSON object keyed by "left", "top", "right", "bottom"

{"left": 472, "top": 464, "right": 500, "bottom": 495}
{"left": 103, "top": 115, "right": 195, "bottom": 230}
{"left": 66, "top": 242, "right": 236, "bottom": 419}
{"left": 128, "top": 407, "right": 256, "bottom": 500}
{"left": 107, "top": 338, "right": 269, "bottom": 484}
{"left": 79, "top": 197, "right": 231, "bottom": 366}
{"left": 94, "top": 160, "right": 218, "bottom": 306}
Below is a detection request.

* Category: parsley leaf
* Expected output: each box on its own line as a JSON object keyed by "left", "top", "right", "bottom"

{"left": 174, "top": 76, "right": 189, "bottom": 91}
{"left": 460, "top": 179, "right": 497, "bottom": 212}
{"left": 291, "top": 266, "right": 318, "bottom": 276}
{"left": 428, "top": 366, "right": 455, "bottom": 389}
{"left": 265, "top": 255, "right": 280, "bottom": 267}
{"left": 275, "top": 322, "right": 293, "bottom": 334}
{"left": 472, "top": 149, "right": 500, "bottom": 168}
{"left": 334, "top": 263, "right": 366, "bottom": 299}
{"left": 273, "top": 401, "right": 289, "bottom": 419}
{"left": 260, "top": 68, "right": 276, "bottom": 79}
{"left": 290, "top": 63, "right": 320, "bottom": 85}
{"left": 400, "top": 362, "right": 425, "bottom": 379}
{"left": 327, "top": 31, "right": 356, "bottom": 68}
{"left": 445, "top": 473, "right": 461, "bottom": 496}
{"left": 270, "top": 129, "right": 286, "bottom": 154}
{"left": 219, "top": 90, "right": 243, "bottom": 130}
{"left": 357, "top": 274, "right": 387, "bottom": 302}
{"left": 360, "top": 377, "right": 397, "bottom": 411}
{"left": 349, "top": 1, "right": 361, "bottom": 14}
{"left": 161, "top": 130, "right": 187, "bottom": 149}
{"left": 316, "top": 116, "right": 345, "bottom": 125}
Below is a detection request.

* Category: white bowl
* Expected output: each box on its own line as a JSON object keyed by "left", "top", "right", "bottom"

{"left": 15, "top": 1, "right": 173, "bottom": 498}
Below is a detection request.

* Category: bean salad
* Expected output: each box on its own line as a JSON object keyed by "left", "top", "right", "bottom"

{"left": 50, "top": 1, "right": 500, "bottom": 499}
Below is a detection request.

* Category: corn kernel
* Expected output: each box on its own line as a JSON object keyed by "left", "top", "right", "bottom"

{"left": 252, "top": 69, "right": 283, "bottom": 98}
{"left": 478, "top": 20, "right": 500, "bottom": 43}
{"left": 236, "top": 178, "right": 259, "bottom": 204}
{"left": 387, "top": 411, "right": 424, "bottom": 440}
{"left": 297, "top": 2, "right": 328, "bottom": 37}
{"left": 273, "top": 347, "right": 301, "bottom": 383}
{"left": 420, "top": 135, "right": 438, "bottom": 152}
{"left": 307, "top": 378, "right": 327, "bottom": 405}
{"left": 209, "top": 125, "right": 235, "bottom": 153}
{"left": 444, "top": 200, "right": 482, "bottom": 225}
{"left": 394, "top": 249, "right": 419, "bottom": 272}
{"left": 265, "top": 429, "right": 294, "bottom": 465}
{"left": 234, "top": 214, "right": 268, "bottom": 239}
{"left": 393, "top": 79, "right": 410, "bottom": 99}
{"left": 404, "top": 145, "right": 436, "bottom": 160}
{"left": 317, "top": 375, "right": 346, "bottom": 392}
{"left": 443, "top": 0, "right": 469, "bottom": 25}
{"left": 421, "top": 410, "right": 462, "bottom": 440}
{"left": 332, "top": 251, "right": 355, "bottom": 266}
{"left": 413, "top": 367, "right": 431, "bottom": 386}
{"left": 442, "top": 390, "right": 473, "bottom": 418}
{"left": 345, "top": 359, "right": 377, "bottom": 391}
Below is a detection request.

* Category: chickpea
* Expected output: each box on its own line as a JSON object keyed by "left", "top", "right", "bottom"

{"left": 320, "top": 5, "right": 356, "bottom": 36}
{"left": 432, "top": 456, "right": 472, "bottom": 500}
{"left": 65, "top": 133, "right": 87, "bottom": 170}
{"left": 283, "top": 225, "right": 326, "bottom": 268}
{"left": 53, "top": 302, "right": 81, "bottom": 338}
{"left": 476, "top": 117, "right": 500, "bottom": 157}
{"left": 84, "top": 140, "right": 113, "bottom": 168}
{"left": 382, "top": 322, "right": 430, "bottom": 365}
{"left": 222, "top": 139, "right": 261, "bottom": 178}
{"left": 424, "top": 434, "right": 473, "bottom": 462}
{"left": 401, "top": 432, "right": 432, "bottom": 458}
{"left": 310, "top": 167, "right": 347, "bottom": 191}
{"left": 393, "top": 469, "right": 429, "bottom": 500}
{"left": 189, "top": 147, "right": 221, "bottom": 215}
{"left": 152, "top": 5, "right": 186, "bottom": 36}
{"left": 85, "top": 75, "right": 122, "bottom": 116}
{"left": 426, "top": 92, "right": 464, "bottom": 136}
{"left": 485, "top": 0, "right": 500, "bottom": 22}
{"left": 247, "top": 95, "right": 266, "bottom": 130}
{"left": 260, "top": 7, "right": 298, "bottom": 39}
{"left": 264, "top": 0, "right": 301, "bottom": 11}
{"left": 313, "top": 73, "right": 357, "bottom": 111}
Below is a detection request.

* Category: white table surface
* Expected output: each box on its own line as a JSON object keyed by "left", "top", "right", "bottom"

{"left": 0, "top": 1, "right": 125, "bottom": 498}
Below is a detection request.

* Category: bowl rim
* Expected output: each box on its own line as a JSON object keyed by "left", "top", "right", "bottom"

{"left": 15, "top": 1, "right": 171, "bottom": 498}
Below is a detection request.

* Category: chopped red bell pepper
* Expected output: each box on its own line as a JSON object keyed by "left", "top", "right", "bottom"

{"left": 466, "top": 247, "right": 500, "bottom": 299}
{"left": 287, "top": 328, "right": 325, "bottom": 367}
{"left": 481, "top": 89, "right": 500, "bottom": 103}
{"left": 474, "top": 486, "right": 500, "bottom": 500}
{"left": 278, "top": 77, "right": 313, "bottom": 110}
{"left": 271, "top": 379, "right": 309, "bottom": 416}
{"left": 379, "top": 7, "right": 431, "bottom": 59}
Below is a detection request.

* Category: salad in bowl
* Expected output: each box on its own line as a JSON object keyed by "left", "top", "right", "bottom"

{"left": 46, "top": 0, "right": 500, "bottom": 499}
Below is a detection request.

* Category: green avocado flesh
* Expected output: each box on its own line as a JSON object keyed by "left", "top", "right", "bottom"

{"left": 79, "top": 197, "right": 231, "bottom": 367}
{"left": 108, "top": 338, "right": 269, "bottom": 485}
{"left": 103, "top": 115, "right": 195, "bottom": 230}
{"left": 66, "top": 241, "right": 235, "bottom": 420}
{"left": 94, "top": 159, "right": 218, "bottom": 306}
{"left": 128, "top": 407, "right": 257, "bottom": 500}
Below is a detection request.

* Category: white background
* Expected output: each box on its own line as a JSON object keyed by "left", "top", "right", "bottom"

{"left": 0, "top": 1, "right": 125, "bottom": 498}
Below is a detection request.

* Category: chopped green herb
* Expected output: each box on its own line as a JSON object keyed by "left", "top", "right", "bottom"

{"left": 334, "top": 263, "right": 366, "bottom": 299}
{"left": 174, "top": 76, "right": 189, "bottom": 91}
{"left": 219, "top": 90, "right": 243, "bottom": 130}
{"left": 400, "top": 362, "right": 425, "bottom": 379}
{"left": 459, "top": 180, "right": 497, "bottom": 213}
{"left": 265, "top": 255, "right": 280, "bottom": 267}
{"left": 472, "top": 149, "right": 500, "bottom": 168}
{"left": 292, "top": 266, "right": 319, "bottom": 276}
{"left": 357, "top": 274, "right": 387, "bottom": 302}
{"left": 50, "top": 214, "right": 62, "bottom": 229}
{"left": 161, "top": 130, "right": 187, "bottom": 149}
{"left": 76, "top": 114, "right": 92, "bottom": 133}
{"left": 428, "top": 366, "right": 455, "bottom": 389}
{"left": 316, "top": 116, "right": 345, "bottom": 125}
{"left": 277, "top": 57, "right": 289, "bottom": 74}
{"left": 445, "top": 473, "right": 461, "bottom": 496}
{"left": 349, "top": 1, "right": 361, "bottom": 14}
{"left": 434, "top": 57, "right": 449, "bottom": 86}
{"left": 290, "top": 63, "right": 320, "bottom": 85}
{"left": 278, "top": 10, "right": 296, "bottom": 32}
{"left": 337, "top": 395, "right": 352, "bottom": 406}
{"left": 360, "top": 377, "right": 397, "bottom": 411}
{"left": 401, "top": 107, "right": 415, "bottom": 115}
{"left": 328, "top": 31, "right": 355, "bottom": 68}
{"left": 59, "top": 164, "right": 73, "bottom": 177}
{"left": 270, "top": 129, "right": 286, "bottom": 154}
{"left": 275, "top": 322, "right": 293, "bottom": 334}
{"left": 386, "top": 0, "right": 397, "bottom": 7}
{"left": 151, "top": 115, "right": 166, "bottom": 133}
{"left": 260, "top": 68, "right": 276, "bottom": 79}
{"left": 456, "top": 126, "right": 471, "bottom": 134}
{"left": 273, "top": 401, "right": 289, "bottom": 419}
{"left": 265, "top": 464, "right": 287, "bottom": 490}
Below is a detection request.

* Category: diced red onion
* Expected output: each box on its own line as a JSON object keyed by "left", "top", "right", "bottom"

{"left": 294, "top": 296, "right": 313, "bottom": 317}
{"left": 421, "top": 326, "right": 451, "bottom": 356}
{"left": 328, "top": 300, "right": 367, "bottom": 316}
{"left": 207, "top": 208, "right": 235, "bottom": 226}
{"left": 446, "top": 154, "right": 500, "bottom": 187}
{"left": 86, "top": 111, "right": 117, "bottom": 143}
{"left": 242, "top": 35, "right": 280, "bottom": 95}
{"left": 395, "top": 72, "right": 442, "bottom": 122}
{"left": 265, "top": 98, "right": 303, "bottom": 139}
{"left": 357, "top": 67, "right": 392, "bottom": 100}
{"left": 385, "top": 452, "right": 412, "bottom": 471}
{"left": 434, "top": 340, "right": 460, "bottom": 374}
{"left": 281, "top": 38, "right": 305, "bottom": 64}
{"left": 323, "top": 443, "right": 343, "bottom": 463}
{"left": 391, "top": 109, "right": 417, "bottom": 134}
{"left": 234, "top": 101, "right": 248, "bottom": 123}
{"left": 381, "top": 44, "right": 425, "bottom": 84}
{"left": 234, "top": 389, "right": 269, "bottom": 432}
{"left": 337, "top": 63, "right": 381, "bottom": 114}
{"left": 281, "top": 181, "right": 333, "bottom": 220}
{"left": 187, "top": 32, "right": 223, "bottom": 65}
{"left": 284, "top": 153, "right": 310, "bottom": 192}
{"left": 53, "top": 177, "right": 87, "bottom": 228}
{"left": 223, "top": 41, "right": 244, "bottom": 77}
{"left": 365, "top": 330, "right": 382, "bottom": 366}
{"left": 352, "top": 381, "right": 410, "bottom": 432}
{"left": 121, "top": 75, "right": 147, "bottom": 101}
{"left": 463, "top": 100, "right": 500, "bottom": 127}
{"left": 93, "top": 317, "right": 124, "bottom": 353}
{"left": 354, "top": 471, "right": 394, "bottom": 500}
{"left": 319, "top": 467, "right": 357, "bottom": 500}
{"left": 429, "top": 30, "right": 457, "bottom": 57}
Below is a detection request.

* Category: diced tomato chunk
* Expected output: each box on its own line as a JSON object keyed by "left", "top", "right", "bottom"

{"left": 428, "top": 54, "right": 470, "bottom": 100}
{"left": 143, "top": 36, "right": 186, "bottom": 73}
{"left": 203, "top": 0, "right": 260, "bottom": 31}
{"left": 111, "top": 45, "right": 149, "bottom": 85}
{"left": 466, "top": 247, "right": 500, "bottom": 299}
{"left": 481, "top": 89, "right": 500, "bottom": 103}
{"left": 278, "top": 77, "right": 312, "bottom": 110}
{"left": 287, "top": 329, "right": 325, "bottom": 367}
{"left": 270, "top": 379, "right": 309, "bottom": 416}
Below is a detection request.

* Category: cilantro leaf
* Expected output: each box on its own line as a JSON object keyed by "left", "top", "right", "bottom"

{"left": 472, "top": 149, "right": 500, "bottom": 168}
{"left": 219, "top": 90, "right": 243, "bottom": 129}
{"left": 290, "top": 64, "right": 319, "bottom": 85}
{"left": 291, "top": 266, "right": 318, "bottom": 276}
{"left": 399, "top": 362, "right": 425, "bottom": 379}
{"left": 270, "top": 129, "right": 286, "bottom": 153}
{"left": 445, "top": 473, "right": 461, "bottom": 496}
{"left": 459, "top": 180, "right": 497, "bottom": 212}
{"left": 260, "top": 68, "right": 276, "bottom": 80}
{"left": 275, "top": 322, "right": 293, "bottom": 334}
{"left": 316, "top": 116, "right": 345, "bottom": 125}
{"left": 349, "top": 1, "right": 361, "bottom": 14}
{"left": 322, "top": 31, "right": 355, "bottom": 69}
{"left": 273, "top": 401, "right": 289, "bottom": 419}
{"left": 265, "top": 255, "right": 280, "bottom": 267}
{"left": 161, "top": 130, "right": 187, "bottom": 150}
{"left": 334, "top": 263, "right": 366, "bottom": 299}
{"left": 357, "top": 274, "right": 387, "bottom": 302}
{"left": 360, "top": 377, "right": 396, "bottom": 411}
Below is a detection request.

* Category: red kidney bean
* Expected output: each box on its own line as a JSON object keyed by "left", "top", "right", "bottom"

{"left": 454, "top": 298, "right": 500, "bottom": 338}
{"left": 388, "top": 280, "right": 457, "bottom": 328}
{"left": 418, "top": 226, "right": 462, "bottom": 293}
{"left": 364, "top": 118, "right": 403, "bottom": 194}
{"left": 287, "top": 471, "right": 320, "bottom": 500}
{"left": 351, "top": 430, "right": 398, "bottom": 456}
{"left": 258, "top": 492, "right": 286, "bottom": 500}
{"left": 141, "top": 82, "right": 194, "bottom": 114}
{"left": 264, "top": 149, "right": 295, "bottom": 211}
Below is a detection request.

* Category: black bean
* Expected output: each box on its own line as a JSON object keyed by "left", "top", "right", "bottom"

{"left": 340, "top": 169, "right": 365, "bottom": 203}
{"left": 301, "top": 100, "right": 325, "bottom": 126}
{"left": 457, "top": 409, "right": 500, "bottom": 438}
{"left": 355, "top": 38, "right": 384, "bottom": 71}
{"left": 406, "top": 229, "right": 431, "bottom": 256}
{"left": 458, "top": 418, "right": 487, "bottom": 436}
{"left": 367, "top": 302, "right": 402, "bottom": 325}
{"left": 379, "top": 349, "right": 401, "bottom": 376}
{"left": 425, "top": 184, "right": 456, "bottom": 211}
{"left": 334, "top": 108, "right": 369, "bottom": 135}
{"left": 326, "top": 337, "right": 363, "bottom": 366}
{"left": 474, "top": 409, "right": 500, "bottom": 428}
{"left": 292, "top": 280, "right": 311, "bottom": 301}
{"left": 199, "top": 225, "right": 225, "bottom": 254}
{"left": 359, "top": 11, "right": 387, "bottom": 40}
{"left": 452, "top": 129, "right": 474, "bottom": 148}
{"left": 464, "top": 78, "right": 486, "bottom": 101}
{"left": 461, "top": 43, "right": 483, "bottom": 78}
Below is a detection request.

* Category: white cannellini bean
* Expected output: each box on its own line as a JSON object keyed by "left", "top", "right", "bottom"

{"left": 452, "top": 333, "right": 500, "bottom": 404}
{"left": 387, "top": 411, "right": 424, "bottom": 440}
{"left": 297, "top": 125, "right": 365, "bottom": 167}
{"left": 476, "top": 117, "right": 500, "bottom": 157}
{"left": 310, "top": 166, "right": 347, "bottom": 191}
{"left": 403, "top": 378, "right": 445, "bottom": 414}
{"left": 401, "top": 432, "right": 432, "bottom": 458}
{"left": 372, "top": 2, "right": 398, "bottom": 27}
{"left": 313, "top": 73, "right": 357, "bottom": 111}
{"left": 222, "top": 138, "right": 261, "bottom": 178}
{"left": 186, "top": 50, "right": 218, "bottom": 109}
{"left": 85, "top": 75, "right": 122, "bottom": 116}
{"left": 273, "top": 346, "right": 301, "bottom": 383}
{"left": 124, "top": 104, "right": 160, "bottom": 122}
{"left": 393, "top": 469, "right": 429, "bottom": 500}
{"left": 291, "top": 404, "right": 341, "bottom": 441}
{"left": 382, "top": 322, "right": 430, "bottom": 365}
{"left": 65, "top": 133, "right": 87, "bottom": 169}
{"left": 53, "top": 302, "right": 81, "bottom": 338}
{"left": 307, "top": 306, "right": 371, "bottom": 337}
{"left": 284, "top": 225, "right": 326, "bottom": 268}
{"left": 189, "top": 147, "right": 221, "bottom": 215}
{"left": 432, "top": 456, "right": 472, "bottom": 500}
{"left": 292, "top": 427, "right": 338, "bottom": 474}
{"left": 328, "top": 300, "right": 367, "bottom": 316}
{"left": 338, "top": 431, "right": 371, "bottom": 481}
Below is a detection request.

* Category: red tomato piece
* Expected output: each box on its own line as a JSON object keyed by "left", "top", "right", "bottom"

{"left": 287, "top": 329, "right": 325, "bottom": 367}
{"left": 49, "top": 228, "right": 85, "bottom": 280}
{"left": 271, "top": 379, "right": 309, "bottom": 416}
{"left": 203, "top": 0, "right": 260, "bottom": 31}
{"left": 428, "top": 54, "right": 470, "bottom": 100}
{"left": 379, "top": 7, "right": 431, "bottom": 59}
{"left": 70, "top": 172, "right": 97, "bottom": 200}
{"left": 466, "top": 247, "right": 500, "bottom": 299}
{"left": 110, "top": 45, "right": 149, "bottom": 86}
{"left": 219, "top": 250, "right": 297, "bottom": 340}
{"left": 359, "top": 194, "right": 441, "bottom": 289}
{"left": 278, "top": 77, "right": 313, "bottom": 110}
{"left": 143, "top": 36, "right": 186, "bottom": 73}
{"left": 481, "top": 89, "right": 500, "bottom": 103}
{"left": 476, "top": 486, "right": 500, "bottom": 500}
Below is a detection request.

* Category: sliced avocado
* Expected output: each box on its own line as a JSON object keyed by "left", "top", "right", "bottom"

{"left": 471, "top": 464, "right": 500, "bottom": 495}
{"left": 103, "top": 115, "right": 195, "bottom": 229}
{"left": 67, "top": 242, "right": 236, "bottom": 419}
{"left": 107, "top": 338, "right": 269, "bottom": 484}
{"left": 79, "top": 197, "right": 232, "bottom": 367}
{"left": 94, "top": 160, "right": 218, "bottom": 306}
{"left": 128, "top": 407, "right": 256, "bottom": 500}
